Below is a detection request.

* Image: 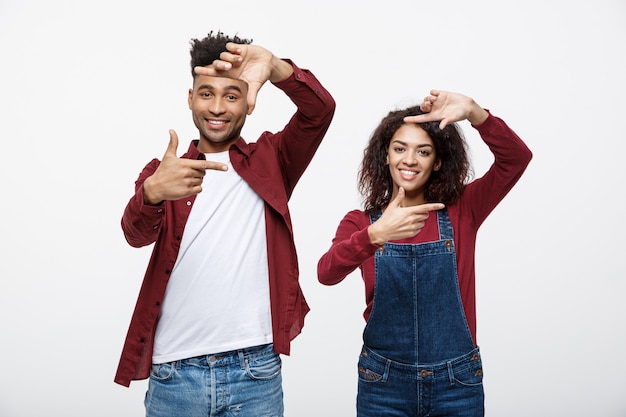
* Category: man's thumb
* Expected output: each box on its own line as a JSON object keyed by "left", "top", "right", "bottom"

{"left": 246, "top": 84, "right": 262, "bottom": 115}
{"left": 164, "top": 129, "right": 179, "bottom": 158}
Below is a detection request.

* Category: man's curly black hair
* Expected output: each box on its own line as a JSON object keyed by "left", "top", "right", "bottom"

{"left": 189, "top": 31, "right": 253, "bottom": 77}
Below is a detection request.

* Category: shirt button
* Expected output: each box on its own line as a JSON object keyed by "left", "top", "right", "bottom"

{"left": 186, "top": 201, "right": 191, "bottom": 206}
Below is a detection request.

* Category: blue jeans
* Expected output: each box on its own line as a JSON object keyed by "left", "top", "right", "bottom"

{"left": 145, "top": 344, "right": 283, "bottom": 417}
{"left": 357, "top": 346, "right": 484, "bottom": 417}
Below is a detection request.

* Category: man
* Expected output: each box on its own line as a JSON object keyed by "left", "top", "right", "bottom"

{"left": 115, "top": 31, "right": 335, "bottom": 417}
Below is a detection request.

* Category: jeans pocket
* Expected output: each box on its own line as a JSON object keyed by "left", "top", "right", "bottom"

{"left": 150, "top": 362, "right": 176, "bottom": 382}
{"left": 357, "top": 355, "right": 385, "bottom": 383}
{"left": 452, "top": 362, "right": 484, "bottom": 387}
{"left": 245, "top": 352, "right": 282, "bottom": 380}
{"left": 358, "top": 366, "right": 384, "bottom": 383}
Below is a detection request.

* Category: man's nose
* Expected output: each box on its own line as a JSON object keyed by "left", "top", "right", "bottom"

{"left": 209, "top": 98, "right": 225, "bottom": 114}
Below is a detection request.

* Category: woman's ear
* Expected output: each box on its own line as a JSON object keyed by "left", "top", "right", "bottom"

{"left": 434, "top": 159, "right": 442, "bottom": 171}
{"left": 385, "top": 154, "right": 389, "bottom": 165}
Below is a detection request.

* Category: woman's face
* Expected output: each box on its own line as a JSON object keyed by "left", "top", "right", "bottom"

{"left": 386, "top": 123, "right": 441, "bottom": 203}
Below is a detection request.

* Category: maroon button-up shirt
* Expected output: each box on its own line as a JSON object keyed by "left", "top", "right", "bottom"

{"left": 115, "top": 61, "right": 335, "bottom": 387}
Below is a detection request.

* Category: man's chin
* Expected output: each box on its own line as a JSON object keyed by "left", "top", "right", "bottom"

{"left": 198, "top": 135, "right": 239, "bottom": 152}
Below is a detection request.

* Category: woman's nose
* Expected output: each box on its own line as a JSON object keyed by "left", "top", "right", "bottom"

{"left": 403, "top": 152, "right": 418, "bottom": 165}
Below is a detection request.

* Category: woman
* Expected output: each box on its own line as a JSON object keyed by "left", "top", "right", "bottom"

{"left": 317, "top": 90, "right": 532, "bottom": 416}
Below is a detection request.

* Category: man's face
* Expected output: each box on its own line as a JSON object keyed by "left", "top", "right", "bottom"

{"left": 188, "top": 73, "right": 249, "bottom": 153}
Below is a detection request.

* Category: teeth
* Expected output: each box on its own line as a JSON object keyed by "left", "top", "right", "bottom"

{"left": 208, "top": 120, "right": 225, "bottom": 125}
{"left": 400, "top": 170, "right": 417, "bottom": 175}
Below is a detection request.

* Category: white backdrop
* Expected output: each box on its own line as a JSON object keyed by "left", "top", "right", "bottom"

{"left": 1, "top": 1, "right": 625, "bottom": 416}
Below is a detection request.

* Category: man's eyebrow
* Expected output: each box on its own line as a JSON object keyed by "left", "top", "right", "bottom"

{"left": 197, "top": 84, "right": 244, "bottom": 93}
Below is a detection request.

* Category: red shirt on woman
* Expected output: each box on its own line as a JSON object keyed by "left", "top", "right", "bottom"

{"left": 318, "top": 112, "right": 532, "bottom": 345}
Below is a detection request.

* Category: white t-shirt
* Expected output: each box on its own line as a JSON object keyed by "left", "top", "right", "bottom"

{"left": 152, "top": 151, "right": 272, "bottom": 364}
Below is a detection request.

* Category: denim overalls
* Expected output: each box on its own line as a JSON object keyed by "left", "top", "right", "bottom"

{"left": 357, "top": 209, "right": 485, "bottom": 417}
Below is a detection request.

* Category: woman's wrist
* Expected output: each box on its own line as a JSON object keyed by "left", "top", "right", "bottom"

{"left": 367, "top": 225, "right": 386, "bottom": 247}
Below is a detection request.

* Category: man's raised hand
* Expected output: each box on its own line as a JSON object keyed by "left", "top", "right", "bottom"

{"left": 194, "top": 42, "right": 292, "bottom": 115}
{"left": 142, "top": 130, "right": 228, "bottom": 205}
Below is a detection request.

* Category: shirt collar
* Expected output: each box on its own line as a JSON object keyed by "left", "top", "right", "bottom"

{"left": 183, "top": 138, "right": 250, "bottom": 159}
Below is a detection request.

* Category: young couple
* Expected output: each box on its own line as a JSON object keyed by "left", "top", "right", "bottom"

{"left": 115, "top": 31, "right": 532, "bottom": 417}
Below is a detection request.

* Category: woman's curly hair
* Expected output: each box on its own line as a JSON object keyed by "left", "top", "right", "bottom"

{"left": 189, "top": 31, "right": 252, "bottom": 77}
{"left": 358, "top": 105, "right": 472, "bottom": 213}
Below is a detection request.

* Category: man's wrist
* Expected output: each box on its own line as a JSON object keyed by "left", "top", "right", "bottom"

{"left": 142, "top": 179, "right": 162, "bottom": 206}
{"left": 269, "top": 57, "right": 293, "bottom": 83}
